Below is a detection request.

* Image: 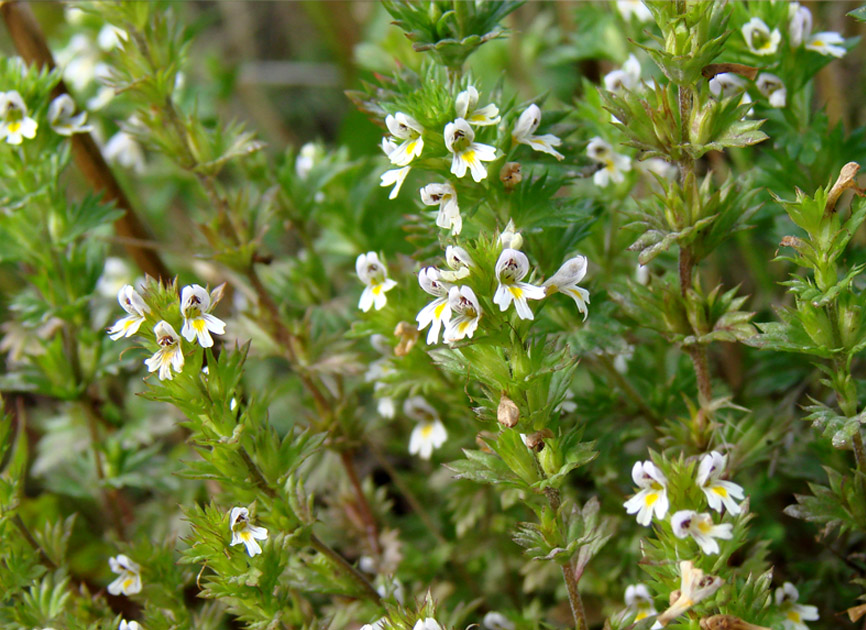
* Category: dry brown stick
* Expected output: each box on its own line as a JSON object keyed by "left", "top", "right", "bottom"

{"left": 0, "top": 1, "right": 171, "bottom": 282}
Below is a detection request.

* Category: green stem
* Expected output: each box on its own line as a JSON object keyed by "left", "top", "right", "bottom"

{"left": 13, "top": 515, "right": 58, "bottom": 570}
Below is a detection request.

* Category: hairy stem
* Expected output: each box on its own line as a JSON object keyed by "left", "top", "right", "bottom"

{"left": 13, "top": 515, "right": 58, "bottom": 570}
{"left": 339, "top": 450, "right": 382, "bottom": 556}
{"left": 546, "top": 489, "right": 587, "bottom": 630}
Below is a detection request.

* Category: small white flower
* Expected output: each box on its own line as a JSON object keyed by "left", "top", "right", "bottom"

{"left": 385, "top": 112, "right": 424, "bottom": 166}
{"left": 416, "top": 267, "right": 453, "bottom": 345}
{"left": 635, "top": 262, "right": 650, "bottom": 285}
{"left": 483, "top": 612, "right": 515, "bottom": 630}
{"left": 107, "top": 554, "right": 142, "bottom": 596}
{"left": 805, "top": 31, "right": 846, "bottom": 58}
{"left": 409, "top": 417, "right": 447, "bottom": 460}
{"left": 440, "top": 245, "right": 474, "bottom": 282}
{"left": 586, "top": 137, "right": 631, "bottom": 187}
{"left": 709, "top": 72, "right": 746, "bottom": 99}
{"left": 444, "top": 118, "right": 497, "bottom": 182}
{"left": 671, "top": 510, "right": 733, "bottom": 555}
{"left": 543, "top": 256, "right": 590, "bottom": 319}
{"left": 144, "top": 321, "right": 184, "bottom": 381}
{"left": 47, "top": 94, "right": 93, "bottom": 136}
{"left": 413, "top": 619, "right": 443, "bottom": 630}
{"left": 119, "top": 621, "right": 141, "bottom": 630}
{"left": 108, "top": 285, "right": 149, "bottom": 340}
{"left": 420, "top": 183, "right": 461, "bottom": 235}
{"left": 296, "top": 142, "right": 323, "bottom": 178}
{"left": 696, "top": 451, "right": 745, "bottom": 515}
{"left": 756, "top": 73, "right": 786, "bottom": 108}
{"left": 625, "top": 583, "right": 658, "bottom": 622}
{"left": 623, "top": 460, "right": 669, "bottom": 526}
{"left": 356, "top": 252, "right": 397, "bottom": 312}
{"left": 603, "top": 54, "right": 642, "bottom": 93}
{"left": 613, "top": 345, "right": 634, "bottom": 374}
{"left": 499, "top": 219, "right": 523, "bottom": 250}
{"left": 742, "top": 17, "right": 782, "bottom": 56}
{"left": 180, "top": 284, "right": 226, "bottom": 348}
{"left": 360, "top": 618, "right": 388, "bottom": 630}
{"left": 0, "top": 91, "right": 37, "bottom": 145}
{"left": 775, "top": 582, "right": 819, "bottom": 630}
{"left": 456, "top": 85, "right": 500, "bottom": 126}
{"left": 789, "top": 3, "right": 812, "bottom": 47}
{"left": 367, "top": 335, "right": 396, "bottom": 418}
{"left": 380, "top": 165, "right": 411, "bottom": 200}
{"left": 511, "top": 104, "right": 564, "bottom": 160}
{"left": 637, "top": 158, "right": 678, "bottom": 181}
{"left": 97, "top": 257, "right": 133, "bottom": 299}
{"left": 104, "top": 130, "right": 145, "bottom": 173}
{"left": 444, "top": 285, "right": 483, "bottom": 343}
{"left": 656, "top": 561, "right": 723, "bottom": 626}
{"left": 98, "top": 24, "right": 128, "bottom": 51}
{"left": 229, "top": 506, "right": 269, "bottom": 557}
{"left": 616, "top": 0, "right": 652, "bottom": 22}
{"left": 493, "top": 249, "right": 545, "bottom": 320}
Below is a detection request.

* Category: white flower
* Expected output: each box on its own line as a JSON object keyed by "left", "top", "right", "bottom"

{"left": 229, "top": 506, "right": 269, "bottom": 557}
{"left": 637, "top": 158, "right": 678, "bottom": 181}
{"left": 709, "top": 72, "right": 746, "bottom": 99}
{"left": 742, "top": 17, "right": 782, "bottom": 56}
{"left": 444, "top": 118, "right": 497, "bottom": 182}
{"left": 47, "top": 94, "right": 93, "bottom": 136}
{"left": 56, "top": 34, "right": 98, "bottom": 93}
{"left": 144, "top": 321, "right": 184, "bottom": 381}
{"left": 0, "top": 91, "right": 37, "bottom": 145}
{"left": 416, "top": 267, "right": 453, "bottom": 345}
{"left": 88, "top": 62, "right": 116, "bottom": 111}
{"left": 104, "top": 130, "right": 145, "bottom": 173}
{"left": 805, "top": 31, "right": 846, "bottom": 58}
{"left": 180, "top": 284, "right": 226, "bottom": 348}
{"left": 543, "top": 256, "right": 590, "bottom": 319}
{"left": 409, "top": 417, "right": 447, "bottom": 460}
{"left": 296, "top": 142, "right": 323, "bottom": 178}
{"left": 367, "top": 335, "right": 396, "bottom": 418}
{"left": 603, "top": 54, "right": 642, "bottom": 93}
{"left": 440, "top": 245, "right": 474, "bottom": 282}
{"left": 511, "top": 104, "right": 564, "bottom": 160}
{"left": 493, "top": 249, "right": 545, "bottom": 320}
{"left": 635, "top": 262, "right": 650, "bottom": 285}
{"left": 119, "top": 621, "right": 141, "bottom": 630}
{"left": 421, "top": 183, "right": 461, "bottom": 235}
{"left": 499, "top": 219, "right": 523, "bottom": 250}
{"left": 775, "top": 582, "right": 819, "bottom": 630}
{"left": 98, "top": 24, "right": 128, "bottom": 51}
{"left": 413, "top": 619, "right": 443, "bottom": 630}
{"left": 356, "top": 252, "right": 397, "bottom": 312}
{"left": 108, "top": 285, "right": 150, "bottom": 340}
{"left": 444, "top": 285, "right": 482, "bottom": 343}
{"left": 385, "top": 112, "right": 424, "bottom": 166}
{"left": 789, "top": 3, "right": 812, "bottom": 47}
{"left": 623, "top": 460, "right": 669, "bottom": 526}
{"left": 381, "top": 165, "right": 411, "bottom": 200}
{"left": 456, "top": 85, "right": 500, "bottom": 126}
{"left": 756, "top": 73, "right": 786, "bottom": 108}
{"left": 483, "top": 612, "right": 515, "bottom": 630}
{"left": 107, "top": 554, "right": 142, "bottom": 596}
{"left": 696, "top": 451, "right": 745, "bottom": 515}
{"left": 97, "top": 257, "right": 133, "bottom": 299}
{"left": 671, "top": 510, "right": 733, "bottom": 555}
{"left": 625, "top": 583, "right": 658, "bottom": 622}
{"left": 657, "top": 561, "right": 723, "bottom": 626}
{"left": 586, "top": 137, "right": 631, "bottom": 187}
{"left": 613, "top": 345, "right": 634, "bottom": 374}
{"left": 616, "top": 0, "right": 652, "bottom": 22}
{"left": 360, "top": 618, "right": 388, "bottom": 630}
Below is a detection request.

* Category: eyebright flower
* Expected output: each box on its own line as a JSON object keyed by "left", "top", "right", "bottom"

{"left": 444, "top": 285, "right": 482, "bottom": 343}
{"left": 696, "top": 451, "right": 745, "bottom": 515}
{"left": 416, "top": 267, "right": 452, "bottom": 345}
{"left": 405, "top": 397, "right": 447, "bottom": 460}
{"left": 296, "top": 142, "right": 323, "bottom": 178}
{"left": 656, "top": 561, "right": 723, "bottom": 626}
{"left": 756, "top": 73, "right": 787, "bottom": 108}
{"left": 543, "top": 256, "right": 590, "bottom": 319}
{"left": 229, "top": 506, "right": 269, "bottom": 557}
{"left": 671, "top": 510, "right": 733, "bottom": 555}
{"left": 0, "top": 91, "right": 37, "bottom": 145}
{"left": 420, "top": 183, "right": 461, "bottom": 235}
{"left": 366, "top": 335, "right": 396, "bottom": 418}
{"left": 709, "top": 72, "right": 747, "bottom": 99}
{"left": 179, "top": 284, "right": 226, "bottom": 348}
{"left": 603, "top": 54, "right": 642, "bottom": 93}
{"left": 98, "top": 24, "right": 128, "bottom": 51}
{"left": 616, "top": 0, "right": 652, "bottom": 22}
{"left": 360, "top": 619, "right": 388, "bottom": 630}
{"left": 356, "top": 252, "right": 397, "bottom": 312}
{"left": 499, "top": 219, "right": 523, "bottom": 250}
{"left": 805, "top": 31, "right": 846, "bottom": 58}
{"left": 107, "top": 554, "right": 142, "bottom": 596}
{"left": 625, "top": 584, "right": 658, "bottom": 622}
{"left": 119, "top": 621, "right": 141, "bottom": 630}
{"left": 742, "top": 17, "right": 782, "bottom": 56}
{"left": 381, "top": 166, "right": 411, "bottom": 200}
{"left": 456, "top": 85, "right": 500, "bottom": 126}
{"left": 623, "top": 460, "right": 669, "bottom": 526}
{"left": 788, "top": 3, "right": 812, "bottom": 47}
{"left": 775, "top": 582, "right": 819, "bottom": 630}
{"left": 511, "top": 104, "right": 564, "bottom": 160}
{"left": 440, "top": 245, "right": 474, "bottom": 282}
{"left": 104, "top": 130, "right": 145, "bottom": 173}
{"left": 413, "top": 619, "right": 443, "bottom": 630}
{"left": 586, "top": 137, "right": 631, "bottom": 187}
{"left": 144, "top": 321, "right": 184, "bottom": 381}
{"left": 493, "top": 249, "right": 545, "bottom": 320}
{"left": 385, "top": 112, "right": 424, "bottom": 166}
{"left": 108, "top": 285, "right": 149, "bottom": 340}
{"left": 482, "top": 612, "right": 515, "bottom": 630}
{"left": 47, "top": 94, "right": 93, "bottom": 136}
{"left": 444, "top": 118, "right": 497, "bottom": 182}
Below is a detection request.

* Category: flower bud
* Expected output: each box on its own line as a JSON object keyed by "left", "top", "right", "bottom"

{"left": 394, "top": 321, "right": 419, "bottom": 356}
{"left": 523, "top": 428, "right": 553, "bottom": 451}
{"left": 500, "top": 162, "right": 522, "bottom": 191}
{"left": 497, "top": 392, "right": 520, "bottom": 427}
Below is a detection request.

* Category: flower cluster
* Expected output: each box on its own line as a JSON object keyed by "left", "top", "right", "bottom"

{"left": 0, "top": 90, "right": 94, "bottom": 146}
{"left": 107, "top": 283, "right": 227, "bottom": 381}
{"left": 623, "top": 451, "right": 744, "bottom": 555}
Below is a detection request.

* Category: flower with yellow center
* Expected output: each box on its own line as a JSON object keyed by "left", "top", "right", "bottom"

{"left": 444, "top": 285, "right": 482, "bottom": 343}
{"left": 455, "top": 85, "right": 500, "bottom": 127}
{"left": 696, "top": 450, "right": 745, "bottom": 515}
{"left": 385, "top": 112, "right": 424, "bottom": 166}
{"left": 623, "top": 460, "right": 669, "bottom": 526}
{"left": 671, "top": 509, "right": 733, "bottom": 555}
{"left": 420, "top": 182, "right": 461, "bottom": 235}
{"left": 775, "top": 582, "right": 818, "bottom": 630}
{"left": 107, "top": 554, "right": 142, "bottom": 596}
{"left": 108, "top": 285, "right": 150, "bottom": 340}
{"left": 625, "top": 583, "right": 658, "bottom": 622}
{"left": 180, "top": 284, "right": 226, "bottom": 348}
{"left": 144, "top": 321, "right": 184, "bottom": 381}
{"left": 47, "top": 94, "right": 93, "bottom": 136}
{"left": 741, "top": 17, "right": 781, "bottom": 56}
{"left": 356, "top": 252, "right": 397, "bottom": 312}
{"left": 444, "top": 118, "right": 497, "bottom": 182}
{"left": 416, "top": 267, "right": 452, "bottom": 345}
{"left": 587, "top": 137, "right": 631, "bottom": 187}
{"left": 405, "top": 396, "right": 447, "bottom": 459}
{"left": 805, "top": 31, "right": 846, "bottom": 58}
{"left": 511, "top": 104, "right": 564, "bottom": 160}
{"left": 0, "top": 91, "right": 37, "bottom": 145}
{"left": 493, "top": 249, "right": 545, "bottom": 321}
{"left": 543, "top": 256, "right": 590, "bottom": 319}
{"left": 229, "top": 506, "right": 269, "bottom": 557}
